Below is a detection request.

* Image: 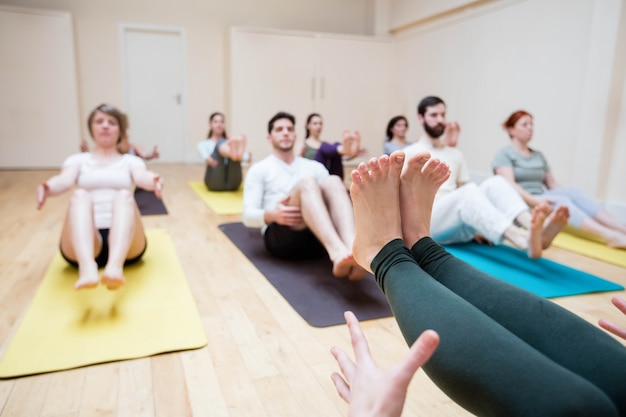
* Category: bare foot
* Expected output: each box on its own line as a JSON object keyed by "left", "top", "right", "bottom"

{"left": 350, "top": 152, "right": 405, "bottom": 273}
{"left": 528, "top": 203, "right": 550, "bottom": 258}
{"left": 399, "top": 153, "right": 450, "bottom": 248}
{"left": 341, "top": 131, "right": 356, "bottom": 158}
{"left": 349, "top": 131, "right": 362, "bottom": 158}
{"left": 228, "top": 134, "right": 247, "bottom": 161}
{"left": 541, "top": 205, "right": 569, "bottom": 249}
{"left": 443, "top": 122, "right": 460, "bottom": 147}
{"left": 332, "top": 252, "right": 356, "bottom": 278}
{"left": 101, "top": 265, "right": 126, "bottom": 290}
{"left": 347, "top": 264, "right": 369, "bottom": 281}
{"left": 75, "top": 260, "right": 99, "bottom": 290}
{"left": 606, "top": 232, "right": 626, "bottom": 249}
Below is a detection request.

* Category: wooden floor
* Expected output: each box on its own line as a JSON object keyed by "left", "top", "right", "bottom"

{"left": 0, "top": 164, "right": 624, "bottom": 417}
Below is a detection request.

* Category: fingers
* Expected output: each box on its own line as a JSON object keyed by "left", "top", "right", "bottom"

{"left": 611, "top": 296, "right": 626, "bottom": 315}
{"left": 330, "top": 345, "right": 356, "bottom": 395}
{"left": 330, "top": 371, "right": 351, "bottom": 404}
{"left": 401, "top": 330, "right": 439, "bottom": 375}
{"left": 598, "top": 319, "right": 626, "bottom": 341}
{"left": 345, "top": 311, "right": 374, "bottom": 365}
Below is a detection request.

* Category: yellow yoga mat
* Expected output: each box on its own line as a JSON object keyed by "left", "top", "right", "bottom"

{"left": 552, "top": 232, "right": 626, "bottom": 268}
{"left": 0, "top": 229, "right": 207, "bottom": 378}
{"left": 189, "top": 181, "right": 243, "bottom": 215}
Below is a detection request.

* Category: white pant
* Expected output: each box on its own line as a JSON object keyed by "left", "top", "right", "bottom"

{"left": 431, "top": 176, "right": 528, "bottom": 245}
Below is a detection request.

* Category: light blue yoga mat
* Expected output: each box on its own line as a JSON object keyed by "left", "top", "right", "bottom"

{"left": 443, "top": 243, "right": 624, "bottom": 298}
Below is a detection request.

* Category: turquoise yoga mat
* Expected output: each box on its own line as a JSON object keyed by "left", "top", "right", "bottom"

{"left": 442, "top": 242, "right": 624, "bottom": 298}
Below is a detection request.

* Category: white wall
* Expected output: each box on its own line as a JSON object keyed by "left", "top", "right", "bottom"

{"left": 0, "top": 0, "right": 375, "bottom": 167}
{"left": 391, "top": 0, "right": 625, "bottom": 206}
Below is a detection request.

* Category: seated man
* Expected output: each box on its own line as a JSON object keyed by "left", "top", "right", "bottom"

{"left": 242, "top": 111, "right": 367, "bottom": 280}
{"left": 403, "top": 96, "right": 569, "bottom": 258}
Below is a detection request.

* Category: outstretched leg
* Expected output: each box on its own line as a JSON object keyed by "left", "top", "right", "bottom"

{"left": 355, "top": 153, "right": 619, "bottom": 416}
{"left": 289, "top": 177, "right": 358, "bottom": 279}
{"left": 101, "top": 190, "right": 146, "bottom": 290}
{"left": 60, "top": 189, "right": 101, "bottom": 290}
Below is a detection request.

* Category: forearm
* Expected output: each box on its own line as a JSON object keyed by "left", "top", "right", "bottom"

{"left": 133, "top": 169, "right": 160, "bottom": 190}
{"left": 43, "top": 171, "right": 76, "bottom": 195}
{"left": 242, "top": 208, "right": 267, "bottom": 228}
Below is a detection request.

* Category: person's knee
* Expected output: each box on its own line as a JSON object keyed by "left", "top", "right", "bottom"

{"left": 112, "top": 189, "right": 134, "bottom": 205}
{"left": 321, "top": 175, "right": 346, "bottom": 191}
{"left": 70, "top": 188, "right": 92, "bottom": 205}
{"left": 296, "top": 176, "right": 322, "bottom": 193}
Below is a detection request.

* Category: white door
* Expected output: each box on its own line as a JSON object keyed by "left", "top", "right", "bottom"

{"left": 121, "top": 25, "right": 186, "bottom": 163}
{"left": 317, "top": 36, "right": 392, "bottom": 158}
{"left": 0, "top": 7, "right": 80, "bottom": 168}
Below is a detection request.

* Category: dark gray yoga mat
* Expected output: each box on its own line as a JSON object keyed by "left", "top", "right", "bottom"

{"left": 219, "top": 222, "right": 393, "bottom": 327}
{"left": 135, "top": 188, "right": 168, "bottom": 215}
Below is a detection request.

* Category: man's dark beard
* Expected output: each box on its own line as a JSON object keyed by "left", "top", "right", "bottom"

{"left": 424, "top": 122, "right": 445, "bottom": 138}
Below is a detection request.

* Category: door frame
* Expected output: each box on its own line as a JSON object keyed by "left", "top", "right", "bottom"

{"left": 119, "top": 22, "right": 189, "bottom": 162}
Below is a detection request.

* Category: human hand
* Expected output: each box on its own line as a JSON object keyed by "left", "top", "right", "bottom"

{"left": 330, "top": 311, "right": 439, "bottom": 417}
{"left": 153, "top": 175, "right": 164, "bottom": 199}
{"left": 207, "top": 155, "right": 218, "bottom": 168}
{"left": 274, "top": 196, "right": 304, "bottom": 228}
{"left": 444, "top": 122, "right": 460, "bottom": 147}
{"left": 79, "top": 138, "right": 89, "bottom": 152}
{"left": 151, "top": 146, "right": 160, "bottom": 159}
{"left": 598, "top": 296, "right": 626, "bottom": 341}
{"left": 36, "top": 183, "right": 49, "bottom": 210}
{"left": 473, "top": 233, "right": 494, "bottom": 246}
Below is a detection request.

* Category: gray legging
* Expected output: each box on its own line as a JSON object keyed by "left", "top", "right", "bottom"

{"left": 372, "top": 237, "right": 626, "bottom": 417}
{"left": 203, "top": 138, "right": 242, "bottom": 191}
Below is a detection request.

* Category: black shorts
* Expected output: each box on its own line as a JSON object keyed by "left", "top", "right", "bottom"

{"left": 60, "top": 228, "right": 147, "bottom": 268}
{"left": 264, "top": 223, "right": 327, "bottom": 260}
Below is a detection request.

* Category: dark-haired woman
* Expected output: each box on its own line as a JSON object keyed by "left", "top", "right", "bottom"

{"left": 197, "top": 112, "right": 247, "bottom": 191}
{"left": 300, "top": 113, "right": 361, "bottom": 179}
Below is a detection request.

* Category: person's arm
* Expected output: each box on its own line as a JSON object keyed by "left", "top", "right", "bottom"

{"left": 197, "top": 140, "right": 218, "bottom": 167}
{"left": 598, "top": 296, "right": 626, "bottom": 341}
{"left": 330, "top": 311, "right": 439, "bottom": 417}
{"left": 494, "top": 166, "right": 544, "bottom": 206}
{"left": 37, "top": 165, "right": 79, "bottom": 210}
{"left": 543, "top": 171, "right": 561, "bottom": 190}
{"left": 130, "top": 161, "right": 164, "bottom": 198}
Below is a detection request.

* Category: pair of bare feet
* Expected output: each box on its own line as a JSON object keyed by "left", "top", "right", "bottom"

{"left": 526, "top": 204, "right": 570, "bottom": 258}
{"left": 227, "top": 134, "right": 248, "bottom": 162}
{"left": 350, "top": 151, "right": 450, "bottom": 273}
{"left": 341, "top": 130, "right": 364, "bottom": 159}
{"left": 75, "top": 261, "right": 125, "bottom": 291}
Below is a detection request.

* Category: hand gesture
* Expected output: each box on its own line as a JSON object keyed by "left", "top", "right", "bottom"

{"left": 599, "top": 297, "right": 626, "bottom": 341}
{"left": 79, "top": 138, "right": 89, "bottom": 152}
{"left": 330, "top": 311, "right": 439, "bottom": 417}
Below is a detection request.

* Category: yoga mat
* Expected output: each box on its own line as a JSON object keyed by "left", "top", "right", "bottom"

{"left": 134, "top": 188, "right": 168, "bottom": 215}
{"left": 189, "top": 181, "right": 243, "bottom": 215}
{"left": 0, "top": 229, "right": 207, "bottom": 378}
{"left": 551, "top": 232, "right": 626, "bottom": 269}
{"left": 443, "top": 242, "right": 624, "bottom": 298}
{"left": 218, "top": 222, "right": 392, "bottom": 328}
